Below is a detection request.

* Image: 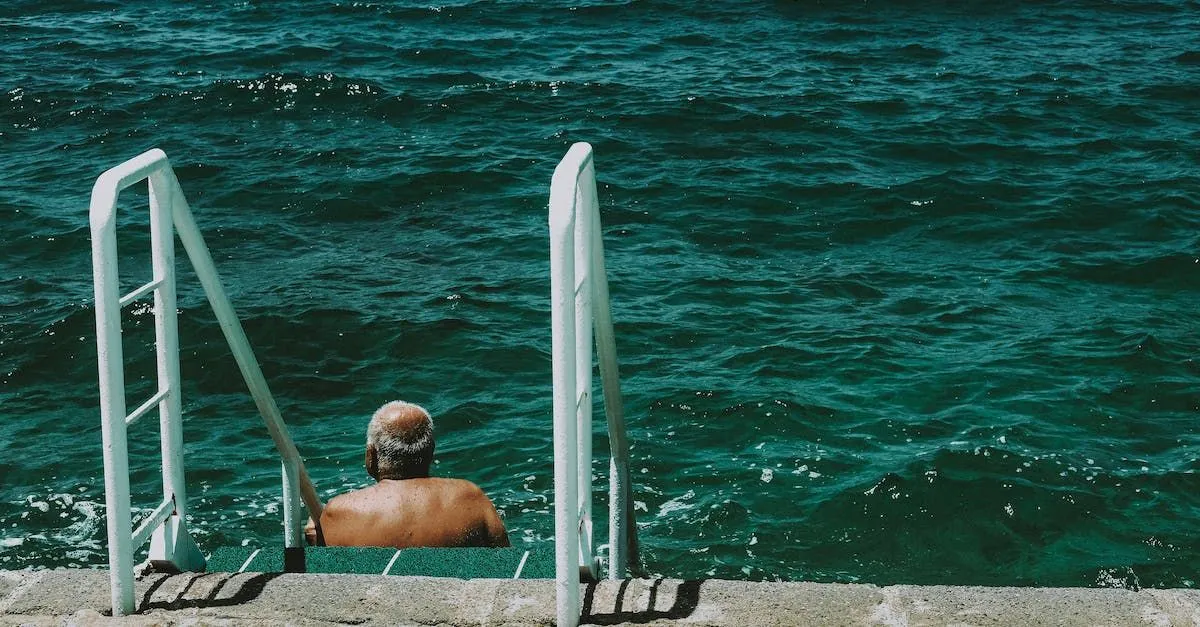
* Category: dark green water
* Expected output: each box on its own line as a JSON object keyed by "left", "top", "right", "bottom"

{"left": 1, "top": 0, "right": 1198, "bottom": 588}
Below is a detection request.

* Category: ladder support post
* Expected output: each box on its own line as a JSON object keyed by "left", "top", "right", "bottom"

{"left": 550, "top": 144, "right": 588, "bottom": 627}
{"left": 282, "top": 457, "right": 304, "bottom": 548}
{"left": 551, "top": 231, "right": 581, "bottom": 626}
{"left": 90, "top": 168, "right": 135, "bottom": 616}
{"left": 148, "top": 170, "right": 188, "bottom": 518}
{"left": 588, "top": 181, "right": 636, "bottom": 578}
{"left": 574, "top": 161, "right": 597, "bottom": 578}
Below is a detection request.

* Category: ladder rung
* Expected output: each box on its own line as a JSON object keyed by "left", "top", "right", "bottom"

{"left": 118, "top": 279, "right": 163, "bottom": 308}
{"left": 125, "top": 389, "right": 169, "bottom": 426}
{"left": 131, "top": 498, "right": 174, "bottom": 548}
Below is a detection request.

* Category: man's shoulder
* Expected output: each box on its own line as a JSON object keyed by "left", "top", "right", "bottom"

{"left": 327, "top": 478, "right": 490, "bottom": 505}
{"left": 430, "top": 477, "right": 486, "bottom": 491}
{"left": 353, "top": 477, "right": 486, "bottom": 498}
{"left": 408, "top": 477, "right": 489, "bottom": 500}
{"left": 322, "top": 486, "right": 373, "bottom": 516}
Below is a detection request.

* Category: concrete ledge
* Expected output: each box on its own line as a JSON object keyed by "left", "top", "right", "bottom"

{"left": 1, "top": 569, "right": 1198, "bottom": 626}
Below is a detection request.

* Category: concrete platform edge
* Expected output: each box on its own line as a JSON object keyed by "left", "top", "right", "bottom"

{"left": 1, "top": 568, "right": 1198, "bottom": 626}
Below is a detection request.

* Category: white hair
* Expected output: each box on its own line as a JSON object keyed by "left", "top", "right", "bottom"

{"left": 367, "top": 401, "right": 434, "bottom": 479}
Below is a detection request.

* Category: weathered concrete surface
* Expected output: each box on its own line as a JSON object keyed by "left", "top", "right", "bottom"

{"left": 1, "top": 569, "right": 1198, "bottom": 626}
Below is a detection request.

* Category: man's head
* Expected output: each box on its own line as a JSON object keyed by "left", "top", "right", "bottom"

{"left": 365, "top": 401, "right": 435, "bottom": 480}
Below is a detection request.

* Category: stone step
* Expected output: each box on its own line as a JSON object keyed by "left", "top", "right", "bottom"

{"left": 9, "top": 570, "right": 1200, "bottom": 626}
{"left": 205, "top": 546, "right": 554, "bottom": 579}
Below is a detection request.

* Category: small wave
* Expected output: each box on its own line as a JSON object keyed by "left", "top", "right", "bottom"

{"left": 1061, "top": 252, "right": 1200, "bottom": 289}
{"left": 1173, "top": 51, "right": 1200, "bottom": 65}
{"left": 155, "top": 72, "right": 389, "bottom": 117}
{"left": 896, "top": 43, "right": 947, "bottom": 60}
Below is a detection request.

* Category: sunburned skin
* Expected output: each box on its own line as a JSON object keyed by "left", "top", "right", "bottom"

{"left": 315, "top": 477, "right": 509, "bottom": 548}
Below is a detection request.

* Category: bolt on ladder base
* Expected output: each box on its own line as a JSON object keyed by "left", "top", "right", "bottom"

{"left": 149, "top": 515, "right": 206, "bottom": 574}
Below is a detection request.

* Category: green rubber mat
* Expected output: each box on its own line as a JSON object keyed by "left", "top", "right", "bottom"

{"left": 206, "top": 546, "right": 554, "bottom": 579}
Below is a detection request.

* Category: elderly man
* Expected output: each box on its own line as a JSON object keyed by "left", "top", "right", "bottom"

{"left": 306, "top": 401, "right": 509, "bottom": 548}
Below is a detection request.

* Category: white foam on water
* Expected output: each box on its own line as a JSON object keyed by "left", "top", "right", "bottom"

{"left": 55, "top": 499, "right": 104, "bottom": 549}
{"left": 657, "top": 490, "right": 696, "bottom": 518}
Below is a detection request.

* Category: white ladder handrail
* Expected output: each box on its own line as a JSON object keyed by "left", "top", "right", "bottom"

{"left": 549, "top": 142, "right": 638, "bottom": 627}
{"left": 89, "top": 149, "right": 324, "bottom": 616}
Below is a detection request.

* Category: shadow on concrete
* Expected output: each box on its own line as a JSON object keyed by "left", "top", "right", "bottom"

{"left": 581, "top": 578, "right": 704, "bottom": 625}
{"left": 137, "top": 571, "right": 284, "bottom": 612}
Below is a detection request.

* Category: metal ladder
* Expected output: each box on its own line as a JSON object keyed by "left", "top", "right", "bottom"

{"left": 549, "top": 142, "right": 639, "bottom": 627}
{"left": 89, "top": 149, "right": 324, "bottom": 616}
{"left": 90, "top": 144, "right": 637, "bottom": 625}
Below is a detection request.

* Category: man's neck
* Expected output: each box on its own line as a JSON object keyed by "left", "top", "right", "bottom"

{"left": 377, "top": 472, "right": 431, "bottom": 482}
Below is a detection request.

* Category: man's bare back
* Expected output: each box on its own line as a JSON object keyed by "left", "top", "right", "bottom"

{"left": 305, "top": 401, "right": 510, "bottom": 549}
{"left": 318, "top": 477, "right": 509, "bottom": 548}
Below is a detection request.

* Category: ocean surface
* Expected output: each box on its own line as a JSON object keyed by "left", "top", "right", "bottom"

{"left": 1, "top": 0, "right": 1198, "bottom": 589}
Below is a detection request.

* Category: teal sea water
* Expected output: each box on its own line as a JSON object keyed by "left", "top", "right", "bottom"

{"left": 1, "top": 0, "right": 1198, "bottom": 588}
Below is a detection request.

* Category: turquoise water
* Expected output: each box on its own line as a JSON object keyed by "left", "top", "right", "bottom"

{"left": 1, "top": 0, "right": 1198, "bottom": 588}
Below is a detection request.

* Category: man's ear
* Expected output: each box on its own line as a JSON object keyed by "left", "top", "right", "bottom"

{"left": 365, "top": 443, "right": 379, "bottom": 480}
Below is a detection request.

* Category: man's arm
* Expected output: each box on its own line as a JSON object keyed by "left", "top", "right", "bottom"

{"left": 480, "top": 498, "right": 510, "bottom": 547}
{"left": 304, "top": 516, "right": 325, "bottom": 546}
